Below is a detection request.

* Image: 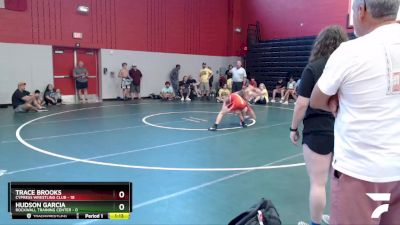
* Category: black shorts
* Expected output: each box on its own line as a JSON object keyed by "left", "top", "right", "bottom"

{"left": 76, "top": 81, "right": 88, "bottom": 90}
{"left": 302, "top": 132, "right": 334, "bottom": 155}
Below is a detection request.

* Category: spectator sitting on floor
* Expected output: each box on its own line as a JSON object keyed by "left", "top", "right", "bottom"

{"left": 188, "top": 75, "right": 200, "bottom": 97}
{"left": 11, "top": 82, "right": 40, "bottom": 112}
{"left": 44, "top": 84, "right": 62, "bottom": 105}
{"left": 179, "top": 75, "right": 191, "bottom": 102}
{"left": 216, "top": 84, "right": 231, "bottom": 103}
{"left": 33, "top": 90, "right": 45, "bottom": 108}
{"left": 160, "top": 81, "right": 175, "bottom": 101}
{"left": 282, "top": 76, "right": 297, "bottom": 104}
{"left": 253, "top": 83, "right": 269, "bottom": 104}
{"left": 250, "top": 78, "right": 258, "bottom": 87}
{"left": 271, "top": 78, "right": 286, "bottom": 103}
{"left": 73, "top": 61, "right": 89, "bottom": 102}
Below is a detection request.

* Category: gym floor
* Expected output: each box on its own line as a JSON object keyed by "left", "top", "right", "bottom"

{"left": 0, "top": 100, "right": 323, "bottom": 225}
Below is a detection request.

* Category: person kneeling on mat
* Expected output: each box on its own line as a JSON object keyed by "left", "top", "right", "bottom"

{"left": 209, "top": 85, "right": 263, "bottom": 131}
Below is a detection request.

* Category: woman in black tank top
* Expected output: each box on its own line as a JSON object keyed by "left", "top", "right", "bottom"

{"left": 289, "top": 26, "right": 348, "bottom": 225}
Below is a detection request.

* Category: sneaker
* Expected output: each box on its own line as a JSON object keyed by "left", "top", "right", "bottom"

{"left": 208, "top": 124, "right": 217, "bottom": 131}
{"left": 271, "top": 99, "right": 275, "bottom": 103}
{"left": 279, "top": 100, "right": 283, "bottom": 103}
{"left": 241, "top": 122, "right": 247, "bottom": 128}
{"left": 186, "top": 97, "right": 191, "bottom": 101}
{"left": 297, "top": 221, "right": 309, "bottom": 225}
{"left": 283, "top": 101, "right": 289, "bottom": 105}
{"left": 37, "top": 109, "right": 48, "bottom": 112}
{"left": 322, "top": 214, "right": 330, "bottom": 224}
{"left": 181, "top": 97, "right": 184, "bottom": 101}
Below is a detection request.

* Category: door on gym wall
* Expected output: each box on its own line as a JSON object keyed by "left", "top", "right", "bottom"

{"left": 52, "top": 47, "right": 99, "bottom": 103}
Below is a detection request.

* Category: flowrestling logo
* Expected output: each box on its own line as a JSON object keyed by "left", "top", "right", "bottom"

{"left": 366, "top": 193, "right": 391, "bottom": 219}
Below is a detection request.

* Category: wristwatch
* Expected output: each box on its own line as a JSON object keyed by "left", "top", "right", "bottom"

{"left": 290, "top": 127, "right": 298, "bottom": 132}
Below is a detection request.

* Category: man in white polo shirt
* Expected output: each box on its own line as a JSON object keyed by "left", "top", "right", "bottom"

{"left": 310, "top": 0, "right": 400, "bottom": 224}
{"left": 230, "top": 60, "right": 247, "bottom": 92}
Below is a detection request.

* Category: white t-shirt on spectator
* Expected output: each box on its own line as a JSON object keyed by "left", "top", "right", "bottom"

{"left": 287, "top": 81, "right": 296, "bottom": 89}
{"left": 231, "top": 67, "right": 247, "bottom": 82}
{"left": 317, "top": 23, "right": 400, "bottom": 183}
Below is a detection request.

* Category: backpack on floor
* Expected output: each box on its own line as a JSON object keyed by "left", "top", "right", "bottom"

{"left": 228, "top": 198, "right": 281, "bottom": 225}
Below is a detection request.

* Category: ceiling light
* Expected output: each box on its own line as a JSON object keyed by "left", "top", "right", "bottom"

{"left": 77, "top": 5, "right": 89, "bottom": 14}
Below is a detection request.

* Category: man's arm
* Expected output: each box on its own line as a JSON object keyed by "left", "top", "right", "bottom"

{"left": 208, "top": 71, "right": 213, "bottom": 80}
{"left": 73, "top": 68, "right": 79, "bottom": 78}
{"left": 310, "top": 85, "right": 335, "bottom": 112}
{"left": 242, "top": 69, "right": 248, "bottom": 86}
{"left": 118, "top": 69, "right": 123, "bottom": 78}
{"left": 21, "top": 96, "right": 31, "bottom": 102}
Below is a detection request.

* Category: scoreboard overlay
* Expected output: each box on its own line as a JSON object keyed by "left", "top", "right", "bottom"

{"left": 8, "top": 182, "right": 132, "bottom": 220}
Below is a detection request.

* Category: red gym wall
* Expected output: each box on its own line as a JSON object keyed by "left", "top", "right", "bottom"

{"left": 0, "top": 0, "right": 353, "bottom": 55}
{"left": 0, "top": 0, "right": 243, "bottom": 56}
{"left": 242, "top": 0, "right": 351, "bottom": 40}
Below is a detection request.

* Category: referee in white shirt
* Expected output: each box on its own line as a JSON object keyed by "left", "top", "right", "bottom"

{"left": 311, "top": 0, "right": 400, "bottom": 224}
{"left": 230, "top": 60, "right": 247, "bottom": 92}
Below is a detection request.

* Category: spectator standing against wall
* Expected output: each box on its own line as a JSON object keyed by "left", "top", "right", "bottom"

{"left": 199, "top": 62, "right": 213, "bottom": 100}
{"left": 225, "top": 64, "right": 233, "bottom": 79}
{"left": 118, "top": 63, "right": 131, "bottom": 100}
{"left": 129, "top": 65, "right": 143, "bottom": 100}
{"left": 73, "top": 61, "right": 89, "bottom": 102}
{"left": 311, "top": 0, "right": 400, "bottom": 224}
{"left": 231, "top": 60, "right": 247, "bottom": 92}
{"left": 169, "top": 64, "right": 181, "bottom": 97}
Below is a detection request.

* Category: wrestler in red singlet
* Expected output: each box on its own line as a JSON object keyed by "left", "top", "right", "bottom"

{"left": 209, "top": 86, "right": 261, "bottom": 131}
{"left": 227, "top": 93, "right": 248, "bottom": 112}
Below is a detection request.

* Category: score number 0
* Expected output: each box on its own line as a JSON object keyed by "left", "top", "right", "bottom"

{"left": 118, "top": 191, "right": 125, "bottom": 211}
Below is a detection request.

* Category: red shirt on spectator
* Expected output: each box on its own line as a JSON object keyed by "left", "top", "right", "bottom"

{"left": 250, "top": 79, "right": 257, "bottom": 87}
{"left": 129, "top": 68, "right": 142, "bottom": 85}
{"left": 219, "top": 75, "right": 227, "bottom": 88}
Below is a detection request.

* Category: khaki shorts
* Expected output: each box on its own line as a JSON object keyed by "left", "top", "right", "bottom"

{"left": 199, "top": 82, "right": 210, "bottom": 92}
{"left": 14, "top": 105, "right": 28, "bottom": 113}
{"left": 130, "top": 84, "right": 140, "bottom": 93}
{"left": 330, "top": 170, "right": 400, "bottom": 225}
